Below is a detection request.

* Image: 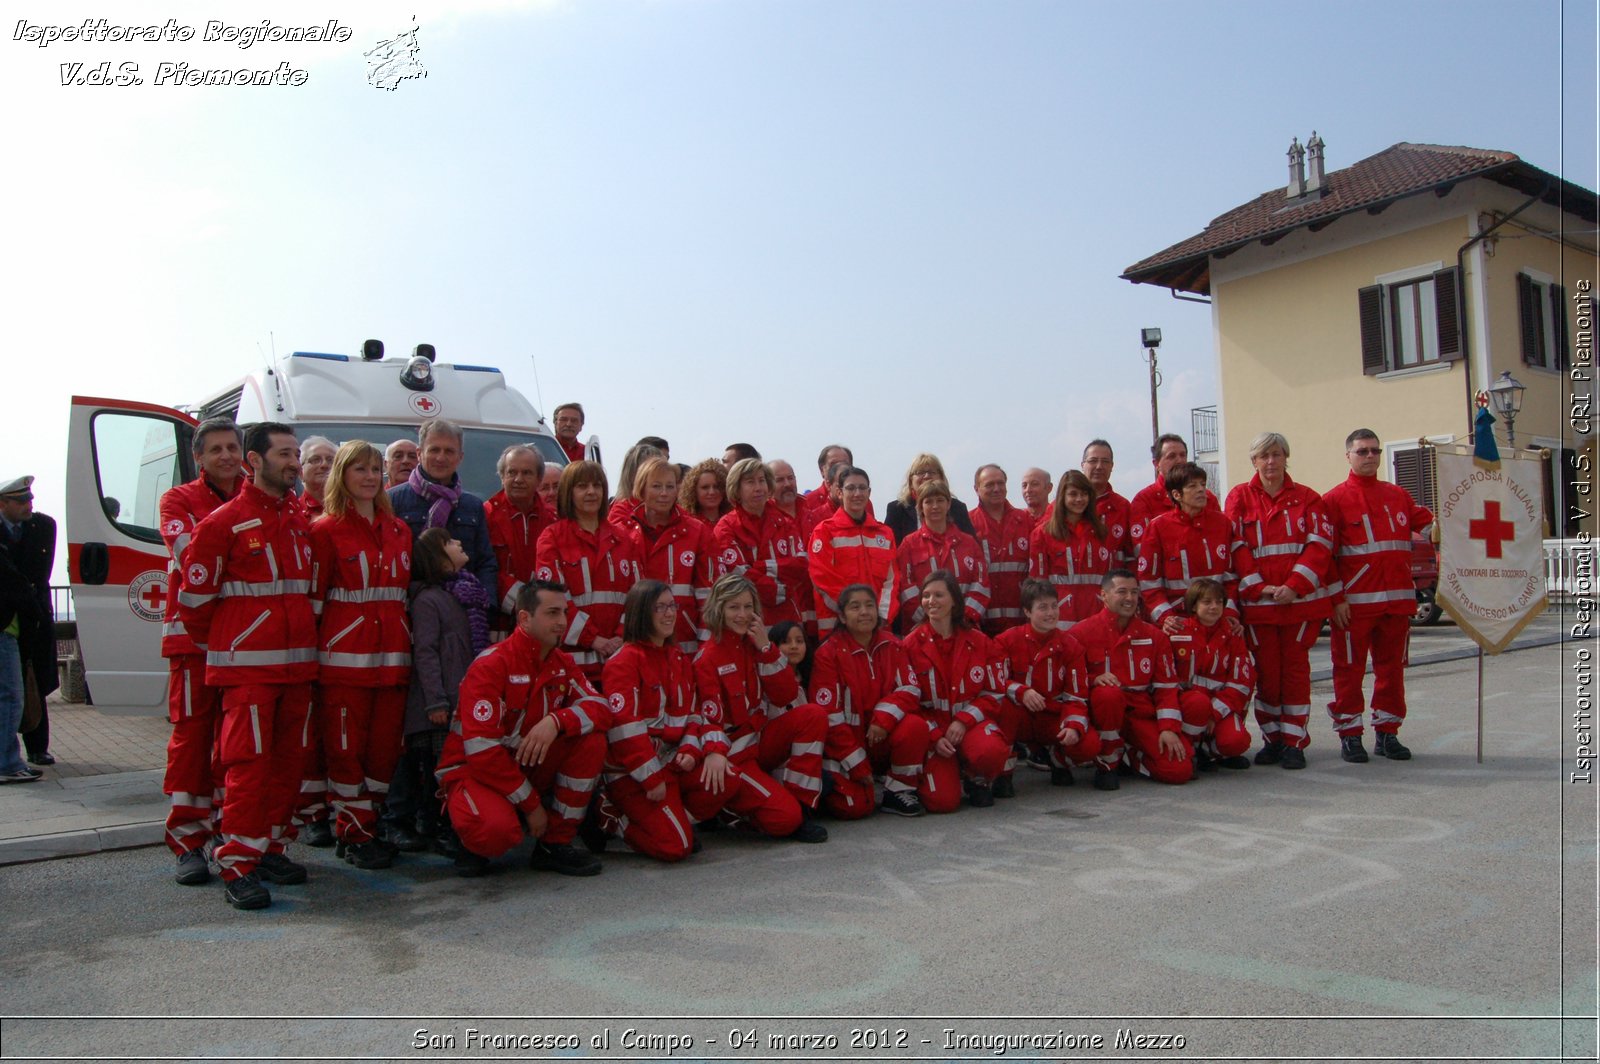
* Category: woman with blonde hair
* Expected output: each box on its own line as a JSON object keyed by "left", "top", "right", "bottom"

{"left": 619, "top": 456, "right": 718, "bottom": 654}
{"left": 883, "top": 453, "right": 974, "bottom": 543}
{"left": 714, "top": 458, "right": 811, "bottom": 629}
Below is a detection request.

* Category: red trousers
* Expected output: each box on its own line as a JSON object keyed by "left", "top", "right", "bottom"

{"left": 1246, "top": 620, "right": 1319, "bottom": 749}
{"left": 1124, "top": 717, "right": 1194, "bottom": 785}
{"left": 212, "top": 683, "right": 312, "bottom": 880}
{"left": 822, "top": 715, "right": 931, "bottom": 819}
{"left": 752, "top": 703, "right": 827, "bottom": 809}
{"left": 295, "top": 701, "right": 328, "bottom": 833}
{"left": 446, "top": 731, "right": 605, "bottom": 858}
{"left": 1328, "top": 614, "right": 1410, "bottom": 736}
{"left": 919, "top": 720, "right": 1010, "bottom": 814}
{"left": 319, "top": 684, "right": 406, "bottom": 844}
{"left": 1177, "top": 689, "right": 1250, "bottom": 758}
{"left": 607, "top": 775, "right": 697, "bottom": 862}
{"left": 1087, "top": 686, "right": 1137, "bottom": 770}
{"left": 994, "top": 700, "right": 1104, "bottom": 769}
{"left": 162, "top": 655, "right": 223, "bottom": 856}
{"left": 684, "top": 760, "right": 802, "bottom": 837}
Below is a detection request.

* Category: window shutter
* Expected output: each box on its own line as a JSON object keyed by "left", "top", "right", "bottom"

{"left": 1552, "top": 284, "right": 1570, "bottom": 371}
{"left": 1517, "top": 273, "right": 1540, "bottom": 366}
{"left": 1433, "top": 267, "right": 1461, "bottom": 361}
{"left": 1391, "top": 446, "right": 1438, "bottom": 512}
{"left": 1358, "top": 285, "right": 1386, "bottom": 375}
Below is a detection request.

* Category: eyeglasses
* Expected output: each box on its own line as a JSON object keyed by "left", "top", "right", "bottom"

{"left": 653, "top": 602, "right": 679, "bottom": 613}
{"left": 1350, "top": 447, "right": 1383, "bottom": 457}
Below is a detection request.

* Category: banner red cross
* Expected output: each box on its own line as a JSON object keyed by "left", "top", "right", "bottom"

{"left": 1468, "top": 501, "right": 1516, "bottom": 559}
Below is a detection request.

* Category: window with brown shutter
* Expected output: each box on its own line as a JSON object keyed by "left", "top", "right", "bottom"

{"left": 1358, "top": 268, "right": 1458, "bottom": 373}
{"left": 1518, "top": 272, "right": 1568, "bottom": 370}
{"left": 1434, "top": 266, "right": 1461, "bottom": 361}
{"left": 1390, "top": 445, "right": 1438, "bottom": 512}
{"left": 1359, "top": 285, "right": 1386, "bottom": 375}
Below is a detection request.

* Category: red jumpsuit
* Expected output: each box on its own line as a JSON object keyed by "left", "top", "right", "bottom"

{"left": 1167, "top": 615, "right": 1253, "bottom": 759}
{"left": 158, "top": 474, "right": 236, "bottom": 858}
{"left": 1136, "top": 508, "right": 1250, "bottom": 625}
{"left": 309, "top": 510, "right": 413, "bottom": 845}
{"left": 484, "top": 490, "right": 553, "bottom": 629}
{"left": 970, "top": 503, "right": 1034, "bottom": 635}
{"left": 808, "top": 628, "right": 928, "bottom": 818}
{"left": 1323, "top": 473, "right": 1433, "bottom": 738}
{"left": 894, "top": 526, "right": 990, "bottom": 632}
{"left": 1070, "top": 609, "right": 1189, "bottom": 784}
{"left": 900, "top": 625, "right": 1011, "bottom": 813}
{"left": 1028, "top": 520, "right": 1115, "bottom": 630}
{"left": 714, "top": 504, "right": 811, "bottom": 628}
{"left": 177, "top": 480, "right": 318, "bottom": 880}
{"left": 694, "top": 631, "right": 827, "bottom": 811}
{"left": 806, "top": 507, "right": 898, "bottom": 633}
{"left": 1225, "top": 474, "right": 1337, "bottom": 750}
{"left": 623, "top": 507, "right": 720, "bottom": 655}
{"left": 994, "top": 624, "right": 1099, "bottom": 768}
{"left": 598, "top": 641, "right": 699, "bottom": 860}
{"left": 533, "top": 518, "right": 642, "bottom": 685}
{"left": 1128, "top": 480, "right": 1220, "bottom": 551}
{"left": 435, "top": 626, "right": 611, "bottom": 858}
{"left": 1094, "top": 486, "right": 1134, "bottom": 566}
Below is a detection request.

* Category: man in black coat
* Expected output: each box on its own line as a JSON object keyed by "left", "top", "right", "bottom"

{"left": 1, "top": 476, "right": 58, "bottom": 765}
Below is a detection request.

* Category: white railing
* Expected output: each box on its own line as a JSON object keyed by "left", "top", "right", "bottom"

{"left": 1544, "top": 538, "right": 1594, "bottom": 598}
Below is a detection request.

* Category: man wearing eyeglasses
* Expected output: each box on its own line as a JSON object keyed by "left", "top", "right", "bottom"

{"left": 1322, "top": 429, "right": 1433, "bottom": 764}
{"left": 0, "top": 475, "right": 58, "bottom": 769}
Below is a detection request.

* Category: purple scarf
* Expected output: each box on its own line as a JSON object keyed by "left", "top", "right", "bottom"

{"left": 408, "top": 466, "right": 462, "bottom": 530}
{"left": 446, "top": 570, "right": 492, "bottom": 654}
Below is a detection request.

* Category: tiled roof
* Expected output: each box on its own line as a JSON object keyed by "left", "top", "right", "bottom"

{"left": 1122, "top": 142, "right": 1594, "bottom": 295}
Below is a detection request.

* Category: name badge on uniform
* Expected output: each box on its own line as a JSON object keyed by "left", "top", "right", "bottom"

{"left": 1130, "top": 638, "right": 1153, "bottom": 646}
{"left": 717, "top": 663, "right": 738, "bottom": 676}
{"left": 231, "top": 518, "right": 263, "bottom": 533}
{"left": 509, "top": 674, "right": 530, "bottom": 684}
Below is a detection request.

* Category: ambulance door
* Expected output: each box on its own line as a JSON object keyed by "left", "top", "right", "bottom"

{"left": 66, "top": 396, "right": 196, "bottom": 709}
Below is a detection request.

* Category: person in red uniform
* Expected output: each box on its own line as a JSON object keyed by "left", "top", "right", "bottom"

{"left": 693, "top": 573, "right": 828, "bottom": 841}
{"left": 1225, "top": 431, "right": 1338, "bottom": 769}
{"left": 970, "top": 464, "right": 1033, "bottom": 636}
{"left": 551, "top": 402, "right": 587, "bottom": 465}
{"left": 309, "top": 441, "right": 413, "bottom": 869}
{"left": 1019, "top": 468, "right": 1052, "bottom": 525}
{"left": 177, "top": 422, "right": 316, "bottom": 910}
{"left": 1137, "top": 463, "right": 1250, "bottom": 631}
{"left": 807, "top": 467, "right": 897, "bottom": 634}
{"left": 1071, "top": 570, "right": 1188, "bottom": 788}
{"left": 297, "top": 436, "right": 335, "bottom": 519}
{"left": 1167, "top": 579, "right": 1253, "bottom": 771}
{"left": 802, "top": 444, "right": 853, "bottom": 527}
{"left": 900, "top": 570, "right": 1012, "bottom": 811}
{"left": 436, "top": 579, "right": 610, "bottom": 877}
{"left": 484, "top": 444, "right": 553, "bottom": 637}
{"left": 291, "top": 434, "right": 336, "bottom": 843}
{"left": 809, "top": 583, "right": 929, "bottom": 818}
{"left": 680, "top": 458, "right": 732, "bottom": 530}
{"left": 620, "top": 456, "right": 719, "bottom": 655}
{"left": 895, "top": 480, "right": 989, "bottom": 633}
{"left": 767, "top": 460, "right": 819, "bottom": 630}
{"left": 533, "top": 461, "right": 642, "bottom": 686}
{"left": 159, "top": 417, "right": 244, "bottom": 886}
{"left": 1029, "top": 470, "right": 1114, "bottom": 631}
{"left": 1323, "top": 428, "right": 1432, "bottom": 763}
{"left": 995, "top": 578, "right": 1098, "bottom": 786}
{"left": 714, "top": 458, "right": 811, "bottom": 629}
{"left": 1128, "top": 434, "right": 1220, "bottom": 550}
{"left": 609, "top": 442, "right": 666, "bottom": 530}
{"left": 1081, "top": 440, "right": 1133, "bottom": 565}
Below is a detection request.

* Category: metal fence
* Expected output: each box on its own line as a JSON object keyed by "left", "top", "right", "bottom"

{"left": 1544, "top": 538, "right": 1595, "bottom": 599}
{"left": 1190, "top": 405, "right": 1219, "bottom": 457}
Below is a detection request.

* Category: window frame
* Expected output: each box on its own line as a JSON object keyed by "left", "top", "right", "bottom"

{"left": 1359, "top": 265, "right": 1461, "bottom": 376}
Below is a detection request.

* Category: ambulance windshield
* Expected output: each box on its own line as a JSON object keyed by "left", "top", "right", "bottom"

{"left": 293, "top": 423, "right": 568, "bottom": 498}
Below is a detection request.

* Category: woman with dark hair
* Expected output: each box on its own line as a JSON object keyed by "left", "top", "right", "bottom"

{"left": 1136, "top": 462, "right": 1251, "bottom": 633}
{"left": 807, "top": 466, "right": 898, "bottom": 635}
{"left": 809, "top": 584, "right": 928, "bottom": 818}
{"left": 994, "top": 577, "right": 1098, "bottom": 786}
{"left": 882, "top": 453, "right": 975, "bottom": 542}
{"left": 1029, "top": 470, "right": 1114, "bottom": 630}
{"left": 900, "top": 570, "right": 1011, "bottom": 812}
{"left": 534, "top": 460, "right": 642, "bottom": 685}
{"left": 894, "top": 479, "right": 988, "bottom": 633}
{"left": 680, "top": 458, "right": 732, "bottom": 529}
{"left": 620, "top": 456, "right": 718, "bottom": 656}
{"left": 714, "top": 458, "right": 811, "bottom": 629}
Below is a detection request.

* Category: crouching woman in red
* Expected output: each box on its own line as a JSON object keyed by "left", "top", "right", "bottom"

{"left": 900, "top": 570, "right": 1011, "bottom": 812}
{"left": 1168, "top": 578, "right": 1253, "bottom": 772}
{"left": 694, "top": 573, "right": 828, "bottom": 843}
{"left": 435, "top": 580, "right": 612, "bottom": 878}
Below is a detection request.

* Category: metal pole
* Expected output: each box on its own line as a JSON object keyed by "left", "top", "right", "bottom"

{"left": 1148, "top": 347, "right": 1160, "bottom": 447}
{"left": 1476, "top": 646, "right": 1484, "bottom": 764}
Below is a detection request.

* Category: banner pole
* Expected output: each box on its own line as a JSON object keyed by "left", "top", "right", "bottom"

{"left": 1476, "top": 646, "right": 1484, "bottom": 764}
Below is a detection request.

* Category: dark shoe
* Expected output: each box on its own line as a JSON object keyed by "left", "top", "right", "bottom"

{"left": 965, "top": 778, "right": 994, "bottom": 808}
{"left": 787, "top": 818, "right": 829, "bottom": 843}
{"left": 0, "top": 767, "right": 42, "bottom": 784}
{"left": 691, "top": 833, "right": 703, "bottom": 854}
{"left": 224, "top": 871, "right": 271, "bottom": 910}
{"left": 528, "top": 840, "right": 603, "bottom": 876}
{"left": 1280, "top": 746, "right": 1307, "bottom": 770}
{"left": 991, "top": 774, "right": 1016, "bottom": 799}
{"left": 577, "top": 797, "right": 612, "bottom": 854}
{"left": 383, "top": 822, "right": 429, "bottom": 853}
{"left": 27, "top": 752, "right": 55, "bottom": 766}
{"left": 1193, "top": 748, "right": 1217, "bottom": 773}
{"left": 1025, "top": 746, "right": 1052, "bottom": 771}
{"left": 1215, "top": 755, "right": 1251, "bottom": 770}
{"left": 1050, "top": 764, "right": 1076, "bottom": 787}
{"left": 1093, "top": 767, "right": 1121, "bottom": 791}
{"left": 343, "top": 840, "right": 394, "bottom": 870}
{"left": 1340, "top": 735, "right": 1370, "bottom": 763}
{"left": 175, "top": 850, "right": 211, "bottom": 886}
{"left": 1254, "top": 742, "right": 1283, "bottom": 765}
{"left": 1116, "top": 761, "right": 1138, "bottom": 777}
{"left": 880, "top": 789, "right": 925, "bottom": 817}
{"left": 454, "top": 849, "right": 491, "bottom": 878}
{"left": 257, "top": 851, "right": 308, "bottom": 885}
{"left": 301, "top": 820, "right": 335, "bottom": 849}
{"left": 1374, "top": 732, "right": 1412, "bottom": 760}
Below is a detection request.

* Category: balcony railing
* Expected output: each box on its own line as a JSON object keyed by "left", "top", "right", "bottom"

{"left": 1191, "top": 405, "right": 1219, "bottom": 456}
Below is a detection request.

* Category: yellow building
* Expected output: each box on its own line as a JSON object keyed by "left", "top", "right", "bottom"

{"left": 1123, "top": 139, "right": 1597, "bottom": 535}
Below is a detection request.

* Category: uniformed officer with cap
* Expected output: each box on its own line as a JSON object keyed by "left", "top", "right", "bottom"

{"left": 0, "top": 474, "right": 59, "bottom": 768}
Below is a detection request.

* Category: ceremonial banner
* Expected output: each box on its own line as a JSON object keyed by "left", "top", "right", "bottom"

{"left": 1434, "top": 447, "right": 1548, "bottom": 653}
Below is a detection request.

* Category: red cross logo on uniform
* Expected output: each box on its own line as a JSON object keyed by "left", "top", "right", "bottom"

{"left": 1469, "top": 501, "right": 1516, "bottom": 559}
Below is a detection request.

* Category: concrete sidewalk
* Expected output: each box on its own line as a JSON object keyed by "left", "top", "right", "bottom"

{"left": 0, "top": 607, "right": 1572, "bottom": 867}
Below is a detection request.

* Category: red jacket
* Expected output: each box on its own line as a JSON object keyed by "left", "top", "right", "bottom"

{"left": 435, "top": 626, "right": 611, "bottom": 811}
{"left": 176, "top": 480, "right": 317, "bottom": 687}
{"left": 1167, "top": 615, "right": 1254, "bottom": 718}
{"left": 557, "top": 437, "right": 585, "bottom": 464}
{"left": 713, "top": 504, "right": 811, "bottom": 627}
{"left": 969, "top": 502, "right": 1035, "bottom": 632}
{"left": 159, "top": 475, "right": 238, "bottom": 658}
{"left": 624, "top": 506, "right": 720, "bottom": 653}
{"left": 308, "top": 510, "right": 413, "bottom": 686}
{"left": 1070, "top": 609, "right": 1181, "bottom": 729}
{"left": 1128, "top": 479, "right": 1220, "bottom": 551}
{"left": 1028, "top": 519, "right": 1115, "bottom": 629}
{"left": 533, "top": 518, "right": 642, "bottom": 678}
{"left": 1323, "top": 472, "right": 1434, "bottom": 619}
{"left": 995, "top": 624, "right": 1091, "bottom": 739}
{"left": 1094, "top": 486, "right": 1134, "bottom": 565}
{"left": 900, "top": 624, "right": 1008, "bottom": 733}
{"left": 1136, "top": 508, "right": 1252, "bottom": 624}
{"left": 600, "top": 640, "right": 703, "bottom": 789}
{"left": 484, "top": 490, "right": 553, "bottom": 616}
{"left": 1225, "top": 474, "right": 1338, "bottom": 626}
{"left": 693, "top": 631, "right": 800, "bottom": 760}
{"left": 895, "top": 526, "right": 990, "bottom": 631}
{"left": 808, "top": 628, "right": 921, "bottom": 737}
{"left": 807, "top": 507, "right": 898, "bottom": 632}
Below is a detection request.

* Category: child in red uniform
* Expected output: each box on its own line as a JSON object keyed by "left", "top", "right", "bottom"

{"left": 1167, "top": 579, "right": 1254, "bottom": 773}
{"left": 995, "top": 578, "right": 1098, "bottom": 787}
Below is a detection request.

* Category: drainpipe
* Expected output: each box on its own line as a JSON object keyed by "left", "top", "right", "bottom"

{"left": 1455, "top": 183, "right": 1549, "bottom": 433}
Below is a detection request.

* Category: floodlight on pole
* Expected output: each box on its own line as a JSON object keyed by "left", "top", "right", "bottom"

{"left": 1141, "top": 328, "right": 1163, "bottom": 448}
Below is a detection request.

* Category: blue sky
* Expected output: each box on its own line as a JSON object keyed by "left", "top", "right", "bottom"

{"left": 5, "top": 0, "right": 1595, "bottom": 573}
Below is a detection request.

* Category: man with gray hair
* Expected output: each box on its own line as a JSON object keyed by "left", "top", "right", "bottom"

{"left": 297, "top": 436, "right": 336, "bottom": 518}
{"left": 384, "top": 439, "right": 419, "bottom": 489}
{"left": 484, "top": 443, "right": 553, "bottom": 629}
{"left": 388, "top": 419, "right": 497, "bottom": 592}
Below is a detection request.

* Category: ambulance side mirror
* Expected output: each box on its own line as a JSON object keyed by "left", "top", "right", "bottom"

{"left": 79, "top": 542, "right": 109, "bottom": 586}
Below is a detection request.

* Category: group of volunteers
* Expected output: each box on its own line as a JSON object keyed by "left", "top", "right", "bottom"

{"left": 157, "top": 403, "right": 1431, "bottom": 910}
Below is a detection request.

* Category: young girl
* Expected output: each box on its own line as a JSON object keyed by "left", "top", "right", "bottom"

{"left": 768, "top": 620, "right": 812, "bottom": 689}
{"left": 1167, "top": 578, "right": 1254, "bottom": 772}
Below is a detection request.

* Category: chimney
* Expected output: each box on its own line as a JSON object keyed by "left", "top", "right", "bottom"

{"left": 1305, "top": 131, "right": 1326, "bottom": 193}
{"left": 1286, "top": 136, "right": 1305, "bottom": 199}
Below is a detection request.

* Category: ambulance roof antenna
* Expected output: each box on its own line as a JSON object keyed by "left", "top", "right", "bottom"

{"left": 258, "top": 331, "right": 284, "bottom": 412}
{"left": 528, "top": 348, "right": 547, "bottom": 422}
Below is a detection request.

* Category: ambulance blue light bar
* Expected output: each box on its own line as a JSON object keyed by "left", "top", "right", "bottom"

{"left": 292, "top": 351, "right": 349, "bottom": 362}
{"left": 451, "top": 364, "right": 501, "bottom": 373}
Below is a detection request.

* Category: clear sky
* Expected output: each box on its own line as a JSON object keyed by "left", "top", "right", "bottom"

{"left": 5, "top": 0, "right": 1595, "bottom": 580}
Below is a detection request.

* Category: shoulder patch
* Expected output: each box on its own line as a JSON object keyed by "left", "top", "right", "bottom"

{"left": 471, "top": 699, "right": 495, "bottom": 722}
{"left": 186, "top": 563, "right": 208, "bottom": 586}
{"left": 816, "top": 687, "right": 833, "bottom": 706}
{"left": 969, "top": 665, "right": 984, "bottom": 683}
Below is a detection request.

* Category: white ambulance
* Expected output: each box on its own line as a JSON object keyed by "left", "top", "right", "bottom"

{"left": 66, "top": 341, "right": 592, "bottom": 709}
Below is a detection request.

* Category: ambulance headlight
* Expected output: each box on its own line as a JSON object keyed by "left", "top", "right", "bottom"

{"left": 400, "top": 355, "right": 435, "bottom": 392}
